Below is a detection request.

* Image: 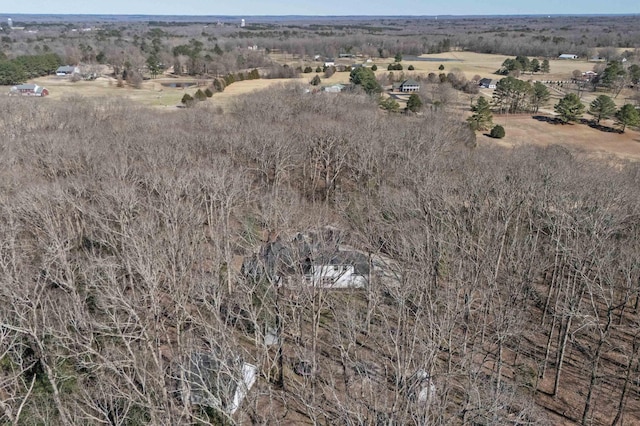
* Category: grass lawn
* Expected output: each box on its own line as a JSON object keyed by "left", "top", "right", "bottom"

{"left": 27, "top": 75, "right": 317, "bottom": 110}
{"left": 483, "top": 114, "right": 640, "bottom": 161}
{"left": 371, "top": 51, "right": 604, "bottom": 85}
{"left": 5, "top": 51, "right": 637, "bottom": 162}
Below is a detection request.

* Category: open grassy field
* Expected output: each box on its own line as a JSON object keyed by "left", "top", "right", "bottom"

{"left": 185, "top": 76, "right": 310, "bottom": 110}
{"left": 13, "top": 51, "right": 606, "bottom": 110}
{"left": 373, "top": 51, "right": 604, "bottom": 82}
{"left": 20, "top": 75, "right": 315, "bottom": 109}
{"left": 484, "top": 114, "right": 640, "bottom": 160}
{"left": 21, "top": 76, "right": 188, "bottom": 108}
{"left": 4, "top": 51, "right": 637, "bottom": 161}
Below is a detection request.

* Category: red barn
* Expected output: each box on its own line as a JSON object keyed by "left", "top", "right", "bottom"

{"left": 9, "top": 84, "right": 49, "bottom": 96}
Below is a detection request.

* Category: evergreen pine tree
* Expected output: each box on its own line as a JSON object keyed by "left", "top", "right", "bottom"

{"left": 467, "top": 96, "right": 493, "bottom": 131}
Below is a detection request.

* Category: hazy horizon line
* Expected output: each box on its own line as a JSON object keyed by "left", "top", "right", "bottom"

{"left": 1, "top": 12, "right": 639, "bottom": 18}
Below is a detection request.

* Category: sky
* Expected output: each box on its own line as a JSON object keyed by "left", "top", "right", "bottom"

{"left": 0, "top": 0, "right": 637, "bottom": 16}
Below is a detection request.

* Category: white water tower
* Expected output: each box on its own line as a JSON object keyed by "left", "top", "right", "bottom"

{"left": 241, "top": 18, "right": 245, "bottom": 27}
{"left": 7, "top": 18, "right": 13, "bottom": 28}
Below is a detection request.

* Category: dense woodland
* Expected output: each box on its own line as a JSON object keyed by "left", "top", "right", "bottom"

{"left": 1, "top": 13, "right": 640, "bottom": 426}
{"left": 0, "top": 84, "right": 639, "bottom": 425}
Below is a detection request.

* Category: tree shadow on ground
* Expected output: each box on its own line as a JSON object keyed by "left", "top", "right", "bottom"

{"left": 532, "top": 115, "right": 625, "bottom": 134}
{"left": 532, "top": 115, "right": 564, "bottom": 125}
{"left": 482, "top": 133, "right": 502, "bottom": 139}
{"left": 579, "top": 118, "right": 623, "bottom": 134}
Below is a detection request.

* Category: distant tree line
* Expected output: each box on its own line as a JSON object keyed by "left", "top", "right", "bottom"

{"left": 2, "top": 16, "right": 639, "bottom": 82}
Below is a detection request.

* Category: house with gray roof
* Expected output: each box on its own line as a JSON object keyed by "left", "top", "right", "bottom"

{"left": 242, "top": 229, "right": 370, "bottom": 289}
{"left": 479, "top": 78, "right": 497, "bottom": 89}
{"left": 56, "top": 65, "right": 80, "bottom": 76}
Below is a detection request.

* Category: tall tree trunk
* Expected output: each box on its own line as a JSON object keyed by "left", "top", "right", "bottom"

{"left": 612, "top": 341, "right": 637, "bottom": 426}
{"left": 542, "top": 230, "right": 563, "bottom": 326}
{"left": 542, "top": 264, "right": 565, "bottom": 380}
{"left": 553, "top": 314, "right": 571, "bottom": 397}
{"left": 540, "top": 311, "right": 558, "bottom": 381}
{"left": 495, "top": 339, "right": 503, "bottom": 397}
{"left": 275, "top": 285, "right": 284, "bottom": 389}
{"left": 554, "top": 267, "right": 585, "bottom": 397}
{"left": 581, "top": 310, "right": 612, "bottom": 425}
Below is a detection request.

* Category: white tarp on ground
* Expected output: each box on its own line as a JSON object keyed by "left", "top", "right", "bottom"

{"left": 228, "top": 363, "right": 257, "bottom": 414}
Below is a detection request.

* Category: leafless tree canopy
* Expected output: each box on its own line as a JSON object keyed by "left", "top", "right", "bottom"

{"left": 1, "top": 88, "right": 640, "bottom": 424}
